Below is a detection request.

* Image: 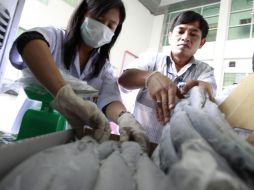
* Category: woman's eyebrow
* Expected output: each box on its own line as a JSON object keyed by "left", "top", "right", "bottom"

{"left": 109, "top": 19, "right": 119, "bottom": 25}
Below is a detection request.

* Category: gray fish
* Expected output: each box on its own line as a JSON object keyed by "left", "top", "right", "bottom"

{"left": 188, "top": 86, "right": 207, "bottom": 109}
{"left": 0, "top": 136, "right": 99, "bottom": 190}
{"left": 94, "top": 150, "right": 135, "bottom": 190}
{"left": 184, "top": 106, "right": 254, "bottom": 188}
{"left": 156, "top": 122, "right": 178, "bottom": 174}
{"left": 121, "top": 141, "right": 143, "bottom": 175}
{"left": 136, "top": 154, "right": 171, "bottom": 190}
{"left": 169, "top": 111, "right": 250, "bottom": 190}
{"left": 97, "top": 140, "right": 120, "bottom": 161}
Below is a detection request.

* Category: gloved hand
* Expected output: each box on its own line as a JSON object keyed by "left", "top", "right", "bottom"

{"left": 51, "top": 84, "right": 110, "bottom": 142}
{"left": 117, "top": 112, "right": 149, "bottom": 152}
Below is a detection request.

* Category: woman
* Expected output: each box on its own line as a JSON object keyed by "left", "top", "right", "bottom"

{"left": 9, "top": 0, "right": 148, "bottom": 150}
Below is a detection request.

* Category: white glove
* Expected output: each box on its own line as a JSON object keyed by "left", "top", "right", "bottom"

{"left": 51, "top": 84, "right": 110, "bottom": 142}
{"left": 117, "top": 112, "right": 149, "bottom": 152}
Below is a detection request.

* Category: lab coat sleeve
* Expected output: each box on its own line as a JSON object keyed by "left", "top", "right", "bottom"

{"left": 96, "top": 62, "right": 122, "bottom": 110}
{"left": 197, "top": 63, "right": 217, "bottom": 95}
{"left": 9, "top": 26, "right": 64, "bottom": 70}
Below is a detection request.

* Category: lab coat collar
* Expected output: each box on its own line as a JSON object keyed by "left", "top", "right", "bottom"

{"left": 168, "top": 53, "right": 196, "bottom": 76}
{"left": 73, "top": 49, "right": 99, "bottom": 80}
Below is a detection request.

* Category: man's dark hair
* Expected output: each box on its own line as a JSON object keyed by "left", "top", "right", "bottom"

{"left": 170, "top": 10, "right": 209, "bottom": 38}
{"left": 63, "top": 0, "right": 126, "bottom": 78}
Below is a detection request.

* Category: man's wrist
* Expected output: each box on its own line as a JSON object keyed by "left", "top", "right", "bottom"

{"left": 145, "top": 71, "right": 160, "bottom": 88}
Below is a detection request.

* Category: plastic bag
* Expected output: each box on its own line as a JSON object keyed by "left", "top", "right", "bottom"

{"left": 15, "top": 68, "right": 98, "bottom": 98}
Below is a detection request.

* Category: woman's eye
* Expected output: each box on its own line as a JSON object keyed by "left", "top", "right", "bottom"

{"left": 97, "top": 19, "right": 103, "bottom": 24}
{"left": 109, "top": 24, "right": 117, "bottom": 30}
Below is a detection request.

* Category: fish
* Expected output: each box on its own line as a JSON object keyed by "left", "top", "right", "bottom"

{"left": 136, "top": 154, "right": 170, "bottom": 190}
{"left": 184, "top": 106, "right": 254, "bottom": 188}
{"left": 156, "top": 122, "right": 178, "bottom": 174}
{"left": 0, "top": 136, "right": 100, "bottom": 190}
{"left": 94, "top": 150, "right": 135, "bottom": 190}
{"left": 169, "top": 110, "right": 250, "bottom": 190}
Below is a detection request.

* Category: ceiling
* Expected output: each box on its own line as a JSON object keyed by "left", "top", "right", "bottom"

{"left": 138, "top": 0, "right": 220, "bottom": 15}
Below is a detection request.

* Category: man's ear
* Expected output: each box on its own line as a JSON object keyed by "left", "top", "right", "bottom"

{"left": 199, "top": 38, "right": 206, "bottom": 48}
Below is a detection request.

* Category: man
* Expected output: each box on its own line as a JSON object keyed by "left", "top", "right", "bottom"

{"left": 118, "top": 11, "right": 217, "bottom": 143}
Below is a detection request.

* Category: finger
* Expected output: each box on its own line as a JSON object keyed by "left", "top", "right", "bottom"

{"left": 205, "top": 86, "right": 215, "bottom": 102}
{"left": 161, "top": 89, "right": 170, "bottom": 123}
{"left": 74, "top": 126, "right": 84, "bottom": 139}
{"left": 66, "top": 116, "right": 85, "bottom": 139}
{"left": 167, "top": 86, "right": 176, "bottom": 111}
{"left": 182, "top": 80, "right": 198, "bottom": 94}
{"left": 198, "top": 81, "right": 215, "bottom": 103}
{"left": 154, "top": 93, "right": 162, "bottom": 105}
{"left": 98, "top": 124, "right": 111, "bottom": 143}
{"left": 154, "top": 93, "right": 163, "bottom": 121}
{"left": 156, "top": 106, "right": 164, "bottom": 123}
{"left": 119, "top": 127, "right": 130, "bottom": 142}
{"left": 133, "top": 133, "right": 148, "bottom": 152}
{"left": 94, "top": 116, "right": 110, "bottom": 141}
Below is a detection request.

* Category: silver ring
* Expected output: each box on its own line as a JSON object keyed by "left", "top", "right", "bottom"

{"left": 156, "top": 101, "right": 162, "bottom": 106}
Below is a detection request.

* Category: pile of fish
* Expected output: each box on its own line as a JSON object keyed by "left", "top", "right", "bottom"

{"left": 0, "top": 136, "right": 171, "bottom": 190}
{"left": 0, "top": 86, "right": 253, "bottom": 190}
{"left": 152, "top": 86, "right": 254, "bottom": 190}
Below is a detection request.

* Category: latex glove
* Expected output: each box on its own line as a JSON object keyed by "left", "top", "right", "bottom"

{"left": 117, "top": 112, "right": 149, "bottom": 152}
{"left": 51, "top": 84, "right": 110, "bottom": 142}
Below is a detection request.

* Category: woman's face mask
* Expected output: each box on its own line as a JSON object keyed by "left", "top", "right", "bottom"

{"left": 80, "top": 17, "right": 115, "bottom": 48}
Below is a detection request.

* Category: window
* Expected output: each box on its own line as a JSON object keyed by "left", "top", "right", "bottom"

{"left": 62, "top": 0, "right": 80, "bottom": 7}
{"left": 161, "top": 3, "right": 220, "bottom": 46}
{"left": 223, "top": 73, "right": 246, "bottom": 88}
{"left": 203, "top": 4, "right": 220, "bottom": 42}
{"left": 228, "top": 0, "right": 254, "bottom": 40}
{"left": 16, "top": 27, "right": 26, "bottom": 37}
{"left": 38, "top": 0, "right": 49, "bottom": 5}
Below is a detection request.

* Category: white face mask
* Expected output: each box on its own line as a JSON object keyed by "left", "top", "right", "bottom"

{"left": 80, "top": 17, "right": 115, "bottom": 48}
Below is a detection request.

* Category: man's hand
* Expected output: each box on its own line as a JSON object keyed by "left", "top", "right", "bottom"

{"left": 146, "top": 72, "right": 183, "bottom": 124}
{"left": 182, "top": 80, "right": 215, "bottom": 102}
{"left": 51, "top": 84, "right": 111, "bottom": 142}
{"left": 117, "top": 112, "right": 149, "bottom": 152}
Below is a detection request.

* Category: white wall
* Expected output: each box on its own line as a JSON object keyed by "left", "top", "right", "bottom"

{"left": 224, "top": 39, "right": 254, "bottom": 59}
{"left": 19, "top": 0, "right": 74, "bottom": 29}
{"left": 148, "top": 14, "right": 164, "bottom": 51}
{"left": 111, "top": 0, "right": 162, "bottom": 75}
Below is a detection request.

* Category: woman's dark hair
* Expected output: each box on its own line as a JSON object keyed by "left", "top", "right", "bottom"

{"left": 170, "top": 10, "right": 209, "bottom": 38}
{"left": 63, "top": 0, "right": 126, "bottom": 78}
